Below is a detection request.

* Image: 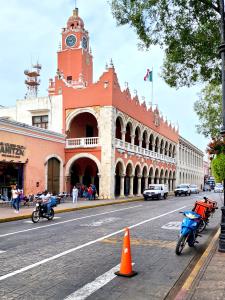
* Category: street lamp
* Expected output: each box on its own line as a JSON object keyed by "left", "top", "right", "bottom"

{"left": 218, "top": 0, "right": 225, "bottom": 252}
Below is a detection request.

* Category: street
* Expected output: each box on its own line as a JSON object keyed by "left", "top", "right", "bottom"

{"left": 0, "top": 192, "right": 222, "bottom": 300}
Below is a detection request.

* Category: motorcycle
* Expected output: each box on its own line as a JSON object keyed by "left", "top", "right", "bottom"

{"left": 175, "top": 210, "right": 202, "bottom": 255}
{"left": 31, "top": 199, "right": 55, "bottom": 223}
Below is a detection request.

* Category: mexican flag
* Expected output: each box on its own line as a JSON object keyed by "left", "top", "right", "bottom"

{"left": 144, "top": 69, "right": 153, "bottom": 82}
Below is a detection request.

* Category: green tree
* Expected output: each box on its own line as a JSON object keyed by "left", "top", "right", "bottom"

{"left": 110, "top": 0, "right": 221, "bottom": 88}
{"left": 194, "top": 83, "right": 222, "bottom": 138}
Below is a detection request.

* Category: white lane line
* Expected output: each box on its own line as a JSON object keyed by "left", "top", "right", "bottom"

{"left": 24, "top": 216, "right": 61, "bottom": 224}
{"left": 0, "top": 205, "right": 186, "bottom": 282}
{"left": 0, "top": 250, "right": 6, "bottom": 254}
{"left": 0, "top": 205, "right": 142, "bottom": 238}
{"left": 64, "top": 264, "right": 121, "bottom": 300}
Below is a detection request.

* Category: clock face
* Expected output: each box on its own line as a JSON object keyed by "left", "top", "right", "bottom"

{"left": 65, "top": 34, "right": 76, "bottom": 47}
{"left": 82, "top": 36, "right": 88, "bottom": 49}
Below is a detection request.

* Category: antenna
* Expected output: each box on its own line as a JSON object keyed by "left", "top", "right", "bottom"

{"left": 24, "top": 61, "right": 42, "bottom": 99}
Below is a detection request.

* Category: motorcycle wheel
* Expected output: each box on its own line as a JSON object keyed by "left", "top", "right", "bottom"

{"left": 32, "top": 211, "right": 40, "bottom": 223}
{"left": 47, "top": 208, "right": 54, "bottom": 221}
{"left": 197, "top": 220, "right": 206, "bottom": 233}
{"left": 175, "top": 235, "right": 188, "bottom": 255}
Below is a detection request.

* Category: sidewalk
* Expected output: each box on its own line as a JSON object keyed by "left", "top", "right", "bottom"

{"left": 0, "top": 196, "right": 142, "bottom": 223}
{"left": 176, "top": 228, "right": 225, "bottom": 300}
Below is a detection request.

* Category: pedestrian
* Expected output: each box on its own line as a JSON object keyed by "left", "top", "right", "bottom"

{"left": 11, "top": 185, "right": 20, "bottom": 213}
{"left": 72, "top": 185, "right": 78, "bottom": 204}
{"left": 91, "top": 184, "right": 96, "bottom": 200}
{"left": 87, "top": 185, "right": 93, "bottom": 200}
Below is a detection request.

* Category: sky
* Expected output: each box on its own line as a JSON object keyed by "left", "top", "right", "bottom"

{"left": 0, "top": 0, "right": 209, "bottom": 157}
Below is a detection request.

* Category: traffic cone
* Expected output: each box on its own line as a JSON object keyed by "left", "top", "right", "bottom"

{"left": 115, "top": 227, "right": 138, "bottom": 277}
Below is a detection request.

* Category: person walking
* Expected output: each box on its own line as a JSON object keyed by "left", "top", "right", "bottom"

{"left": 72, "top": 185, "right": 78, "bottom": 204}
{"left": 11, "top": 185, "right": 20, "bottom": 213}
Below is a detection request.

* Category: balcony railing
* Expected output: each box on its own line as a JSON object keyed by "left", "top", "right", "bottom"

{"left": 115, "top": 138, "right": 176, "bottom": 164}
{"left": 66, "top": 137, "right": 99, "bottom": 149}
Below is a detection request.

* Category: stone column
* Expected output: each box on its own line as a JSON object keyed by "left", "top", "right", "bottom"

{"left": 131, "top": 134, "right": 135, "bottom": 145}
{"left": 79, "top": 175, "right": 83, "bottom": 184}
{"left": 137, "top": 176, "right": 142, "bottom": 196}
{"left": 120, "top": 175, "right": 125, "bottom": 197}
{"left": 122, "top": 130, "right": 126, "bottom": 143}
{"left": 156, "top": 178, "right": 159, "bottom": 184}
{"left": 139, "top": 138, "right": 143, "bottom": 147}
{"left": 145, "top": 176, "right": 148, "bottom": 189}
{"left": 129, "top": 176, "right": 134, "bottom": 196}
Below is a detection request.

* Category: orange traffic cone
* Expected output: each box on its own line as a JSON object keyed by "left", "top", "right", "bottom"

{"left": 115, "top": 227, "right": 138, "bottom": 277}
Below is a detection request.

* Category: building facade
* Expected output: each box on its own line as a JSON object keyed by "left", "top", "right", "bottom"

{"left": 0, "top": 118, "right": 65, "bottom": 198}
{"left": 177, "top": 136, "right": 204, "bottom": 188}
{"left": 0, "top": 8, "right": 204, "bottom": 198}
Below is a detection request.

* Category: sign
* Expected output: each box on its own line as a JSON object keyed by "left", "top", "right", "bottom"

{"left": 0, "top": 142, "right": 26, "bottom": 159}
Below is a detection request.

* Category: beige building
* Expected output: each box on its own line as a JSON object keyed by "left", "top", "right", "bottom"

{"left": 177, "top": 136, "right": 204, "bottom": 188}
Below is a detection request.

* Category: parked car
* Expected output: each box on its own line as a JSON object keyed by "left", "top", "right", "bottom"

{"left": 143, "top": 184, "right": 168, "bottom": 200}
{"left": 203, "top": 184, "right": 211, "bottom": 192}
{"left": 189, "top": 184, "right": 199, "bottom": 194}
{"left": 214, "top": 183, "right": 224, "bottom": 193}
{"left": 174, "top": 184, "right": 191, "bottom": 196}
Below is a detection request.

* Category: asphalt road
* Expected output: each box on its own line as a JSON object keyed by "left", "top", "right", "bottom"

{"left": 0, "top": 192, "right": 222, "bottom": 300}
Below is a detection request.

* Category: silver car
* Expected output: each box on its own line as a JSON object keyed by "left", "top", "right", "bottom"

{"left": 214, "top": 184, "right": 224, "bottom": 193}
{"left": 190, "top": 184, "right": 199, "bottom": 194}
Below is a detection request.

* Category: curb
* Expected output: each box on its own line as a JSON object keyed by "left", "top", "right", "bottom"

{"left": 0, "top": 197, "right": 143, "bottom": 223}
{"left": 174, "top": 228, "right": 220, "bottom": 300}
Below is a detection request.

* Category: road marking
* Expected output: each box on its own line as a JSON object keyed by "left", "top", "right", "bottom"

{"left": 0, "top": 250, "right": 5, "bottom": 254}
{"left": 0, "top": 205, "right": 142, "bottom": 238}
{"left": 101, "top": 237, "right": 176, "bottom": 249}
{"left": 0, "top": 205, "right": 186, "bottom": 281}
{"left": 80, "top": 217, "right": 120, "bottom": 227}
{"left": 161, "top": 221, "right": 181, "bottom": 230}
{"left": 24, "top": 216, "right": 61, "bottom": 224}
{"left": 64, "top": 264, "right": 121, "bottom": 300}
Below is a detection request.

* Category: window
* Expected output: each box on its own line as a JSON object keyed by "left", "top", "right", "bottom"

{"left": 32, "top": 115, "right": 48, "bottom": 129}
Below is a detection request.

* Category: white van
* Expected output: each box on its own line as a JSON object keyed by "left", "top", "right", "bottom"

{"left": 143, "top": 184, "right": 168, "bottom": 200}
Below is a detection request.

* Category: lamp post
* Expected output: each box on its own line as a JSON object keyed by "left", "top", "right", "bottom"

{"left": 218, "top": 0, "right": 225, "bottom": 252}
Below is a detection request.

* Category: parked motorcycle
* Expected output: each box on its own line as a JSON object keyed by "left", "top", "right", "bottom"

{"left": 31, "top": 199, "right": 55, "bottom": 223}
{"left": 175, "top": 210, "right": 202, "bottom": 255}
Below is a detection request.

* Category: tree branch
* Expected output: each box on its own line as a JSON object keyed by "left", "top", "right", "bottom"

{"left": 198, "top": 0, "right": 220, "bottom": 14}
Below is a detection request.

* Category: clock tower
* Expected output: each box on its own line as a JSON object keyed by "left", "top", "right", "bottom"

{"left": 56, "top": 8, "right": 93, "bottom": 88}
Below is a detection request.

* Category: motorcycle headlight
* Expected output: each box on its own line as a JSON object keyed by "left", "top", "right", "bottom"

{"left": 36, "top": 203, "right": 39, "bottom": 207}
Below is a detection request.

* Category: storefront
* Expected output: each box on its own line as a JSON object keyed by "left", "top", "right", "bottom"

{"left": 0, "top": 118, "right": 65, "bottom": 198}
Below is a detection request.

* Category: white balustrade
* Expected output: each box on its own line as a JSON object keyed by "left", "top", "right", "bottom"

{"left": 115, "top": 138, "right": 176, "bottom": 164}
{"left": 66, "top": 137, "right": 99, "bottom": 148}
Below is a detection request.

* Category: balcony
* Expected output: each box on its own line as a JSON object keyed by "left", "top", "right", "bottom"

{"left": 115, "top": 138, "right": 176, "bottom": 164}
{"left": 66, "top": 137, "right": 99, "bottom": 149}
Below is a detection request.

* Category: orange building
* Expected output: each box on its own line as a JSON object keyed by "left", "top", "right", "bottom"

{"left": 47, "top": 8, "right": 178, "bottom": 199}
{"left": 0, "top": 118, "right": 65, "bottom": 198}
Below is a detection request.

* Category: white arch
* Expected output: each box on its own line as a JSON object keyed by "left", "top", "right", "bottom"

{"left": 66, "top": 108, "right": 99, "bottom": 132}
{"left": 65, "top": 153, "right": 101, "bottom": 176}
{"left": 44, "top": 154, "right": 64, "bottom": 193}
{"left": 115, "top": 158, "right": 126, "bottom": 175}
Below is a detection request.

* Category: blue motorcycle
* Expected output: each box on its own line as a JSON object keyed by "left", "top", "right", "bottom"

{"left": 175, "top": 210, "right": 202, "bottom": 255}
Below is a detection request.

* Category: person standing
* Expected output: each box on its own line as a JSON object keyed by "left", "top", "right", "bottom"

{"left": 72, "top": 186, "right": 78, "bottom": 204}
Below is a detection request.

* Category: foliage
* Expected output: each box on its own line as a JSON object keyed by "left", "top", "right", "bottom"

{"left": 211, "top": 154, "right": 225, "bottom": 182}
{"left": 194, "top": 83, "right": 222, "bottom": 139}
{"left": 207, "top": 138, "right": 225, "bottom": 182}
{"left": 110, "top": 0, "right": 221, "bottom": 88}
{"left": 207, "top": 139, "right": 225, "bottom": 156}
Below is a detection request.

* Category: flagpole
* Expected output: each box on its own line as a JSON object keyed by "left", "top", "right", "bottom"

{"left": 152, "top": 66, "right": 154, "bottom": 106}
